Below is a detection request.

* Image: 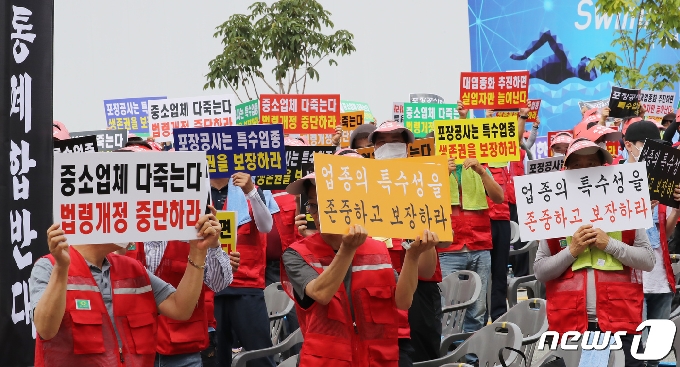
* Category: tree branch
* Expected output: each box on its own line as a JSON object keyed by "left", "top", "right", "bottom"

{"left": 221, "top": 77, "right": 245, "bottom": 103}
{"left": 632, "top": 4, "right": 643, "bottom": 69}
{"left": 295, "top": 52, "right": 329, "bottom": 84}
{"left": 257, "top": 74, "right": 279, "bottom": 94}
{"left": 250, "top": 73, "right": 260, "bottom": 100}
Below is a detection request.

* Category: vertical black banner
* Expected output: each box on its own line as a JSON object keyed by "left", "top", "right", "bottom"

{"left": 1, "top": 1, "right": 53, "bottom": 365}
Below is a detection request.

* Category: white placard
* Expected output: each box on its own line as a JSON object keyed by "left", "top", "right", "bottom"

{"left": 514, "top": 162, "right": 652, "bottom": 242}
{"left": 53, "top": 152, "right": 209, "bottom": 244}
{"left": 525, "top": 156, "right": 564, "bottom": 175}
{"left": 147, "top": 94, "right": 237, "bottom": 142}
{"left": 640, "top": 90, "right": 676, "bottom": 121}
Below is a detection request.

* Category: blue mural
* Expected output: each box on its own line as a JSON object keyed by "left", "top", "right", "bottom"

{"left": 468, "top": 0, "right": 680, "bottom": 133}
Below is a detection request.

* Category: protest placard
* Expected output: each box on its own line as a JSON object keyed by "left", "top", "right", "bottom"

{"left": 173, "top": 124, "right": 286, "bottom": 178}
{"left": 460, "top": 71, "right": 530, "bottom": 110}
{"left": 340, "top": 111, "right": 364, "bottom": 148}
{"left": 255, "top": 146, "right": 337, "bottom": 190}
{"left": 341, "top": 100, "right": 375, "bottom": 123}
{"left": 640, "top": 139, "right": 680, "bottom": 208}
{"left": 409, "top": 93, "right": 445, "bottom": 104}
{"left": 608, "top": 87, "right": 641, "bottom": 118}
{"left": 296, "top": 133, "right": 334, "bottom": 146}
{"left": 53, "top": 135, "right": 98, "bottom": 154}
{"left": 104, "top": 96, "right": 166, "bottom": 135}
{"left": 494, "top": 99, "right": 541, "bottom": 122}
{"left": 259, "top": 94, "right": 340, "bottom": 134}
{"left": 434, "top": 117, "right": 520, "bottom": 164}
{"left": 147, "top": 94, "right": 236, "bottom": 142}
{"left": 606, "top": 141, "right": 620, "bottom": 157}
{"left": 356, "top": 147, "right": 375, "bottom": 159}
{"left": 53, "top": 151, "right": 210, "bottom": 244}
{"left": 71, "top": 129, "right": 127, "bottom": 152}
{"left": 235, "top": 99, "right": 259, "bottom": 126}
{"left": 530, "top": 136, "right": 550, "bottom": 160}
{"left": 639, "top": 91, "right": 676, "bottom": 122}
{"left": 393, "top": 102, "right": 404, "bottom": 124}
{"left": 216, "top": 211, "right": 237, "bottom": 253}
{"left": 404, "top": 103, "right": 460, "bottom": 138}
{"left": 514, "top": 162, "right": 652, "bottom": 242}
{"left": 525, "top": 156, "right": 564, "bottom": 175}
{"left": 313, "top": 154, "right": 453, "bottom": 241}
{"left": 578, "top": 98, "right": 609, "bottom": 111}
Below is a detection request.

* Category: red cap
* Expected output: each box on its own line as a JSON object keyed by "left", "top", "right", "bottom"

{"left": 583, "top": 108, "right": 600, "bottom": 117}
{"left": 284, "top": 137, "right": 308, "bottom": 146}
{"left": 621, "top": 117, "right": 643, "bottom": 135}
{"left": 573, "top": 115, "right": 600, "bottom": 138}
{"left": 53, "top": 121, "right": 70, "bottom": 140}
{"left": 368, "top": 121, "right": 415, "bottom": 144}
{"left": 116, "top": 144, "right": 152, "bottom": 152}
{"left": 148, "top": 141, "right": 163, "bottom": 151}
{"left": 334, "top": 148, "right": 363, "bottom": 158}
{"left": 565, "top": 138, "right": 613, "bottom": 166}
{"left": 286, "top": 173, "right": 316, "bottom": 195}
{"left": 582, "top": 124, "right": 623, "bottom": 143}
{"left": 550, "top": 132, "right": 573, "bottom": 147}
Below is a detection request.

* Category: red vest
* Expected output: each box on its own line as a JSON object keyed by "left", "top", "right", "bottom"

{"left": 386, "top": 239, "right": 411, "bottom": 340}
{"left": 35, "top": 247, "right": 157, "bottom": 367}
{"left": 218, "top": 199, "right": 267, "bottom": 289}
{"left": 291, "top": 234, "right": 399, "bottom": 366}
{"left": 545, "top": 230, "right": 643, "bottom": 334}
{"left": 486, "top": 166, "right": 511, "bottom": 221}
{"left": 271, "top": 191, "right": 302, "bottom": 252}
{"left": 131, "top": 241, "right": 209, "bottom": 355}
{"left": 656, "top": 205, "right": 677, "bottom": 293}
{"left": 439, "top": 204, "right": 493, "bottom": 252}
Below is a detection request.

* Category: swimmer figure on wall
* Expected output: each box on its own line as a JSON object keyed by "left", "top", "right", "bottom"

{"left": 510, "top": 29, "right": 599, "bottom": 84}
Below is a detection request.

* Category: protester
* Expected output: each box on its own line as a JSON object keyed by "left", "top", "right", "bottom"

{"left": 349, "top": 123, "right": 377, "bottom": 149}
{"left": 534, "top": 137, "right": 655, "bottom": 367}
{"left": 436, "top": 101, "right": 504, "bottom": 336}
{"left": 549, "top": 132, "right": 572, "bottom": 156}
{"left": 30, "top": 210, "right": 221, "bottom": 366}
{"left": 364, "top": 124, "right": 442, "bottom": 367}
{"left": 282, "top": 171, "right": 441, "bottom": 366}
{"left": 622, "top": 121, "right": 680, "bottom": 367}
{"left": 661, "top": 113, "right": 676, "bottom": 130}
{"left": 211, "top": 172, "right": 278, "bottom": 367}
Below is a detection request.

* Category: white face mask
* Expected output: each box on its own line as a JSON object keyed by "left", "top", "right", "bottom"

{"left": 374, "top": 142, "right": 407, "bottom": 160}
{"left": 553, "top": 152, "right": 564, "bottom": 157}
{"left": 597, "top": 142, "right": 607, "bottom": 149}
{"left": 113, "top": 242, "right": 130, "bottom": 249}
{"left": 630, "top": 144, "right": 642, "bottom": 162}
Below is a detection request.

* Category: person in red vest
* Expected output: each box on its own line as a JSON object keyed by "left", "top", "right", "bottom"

{"left": 534, "top": 137, "right": 655, "bottom": 367}
{"left": 211, "top": 171, "right": 277, "bottom": 367}
{"left": 621, "top": 120, "right": 680, "bottom": 367}
{"left": 29, "top": 210, "right": 221, "bottom": 367}
{"left": 282, "top": 172, "right": 441, "bottom": 367}
{"left": 436, "top": 101, "right": 504, "bottom": 334}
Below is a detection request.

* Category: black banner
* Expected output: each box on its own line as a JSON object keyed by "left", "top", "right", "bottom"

{"left": 640, "top": 139, "right": 680, "bottom": 208}
{"left": 255, "top": 146, "right": 335, "bottom": 190}
{"left": 300, "top": 163, "right": 316, "bottom": 229}
{"left": 53, "top": 135, "right": 98, "bottom": 154}
{"left": 608, "top": 86, "right": 641, "bottom": 118}
{"left": 70, "top": 128, "right": 127, "bottom": 152}
{"left": 1, "top": 1, "right": 53, "bottom": 365}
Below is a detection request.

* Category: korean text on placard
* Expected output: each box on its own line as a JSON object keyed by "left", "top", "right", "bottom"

{"left": 148, "top": 94, "right": 236, "bottom": 142}
{"left": 104, "top": 96, "right": 166, "bottom": 134}
{"left": 174, "top": 124, "right": 286, "bottom": 178}
{"left": 514, "top": 162, "right": 652, "bottom": 242}
{"left": 53, "top": 152, "right": 210, "bottom": 244}
{"left": 404, "top": 103, "right": 459, "bottom": 138}
{"left": 256, "top": 146, "right": 336, "bottom": 190}
{"left": 525, "top": 156, "right": 564, "bottom": 175}
{"left": 236, "top": 99, "right": 259, "bottom": 126}
{"left": 340, "top": 111, "right": 364, "bottom": 147}
{"left": 259, "top": 94, "right": 340, "bottom": 134}
{"left": 435, "top": 117, "right": 520, "bottom": 164}
{"left": 313, "top": 154, "right": 453, "bottom": 241}
{"left": 640, "top": 139, "right": 680, "bottom": 208}
{"left": 460, "top": 71, "right": 530, "bottom": 110}
{"left": 71, "top": 129, "right": 128, "bottom": 152}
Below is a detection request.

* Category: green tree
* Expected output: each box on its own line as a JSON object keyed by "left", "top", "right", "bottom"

{"left": 587, "top": 0, "right": 680, "bottom": 91}
{"left": 204, "top": 0, "right": 356, "bottom": 102}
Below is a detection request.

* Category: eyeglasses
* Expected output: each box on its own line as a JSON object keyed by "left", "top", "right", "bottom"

{"left": 304, "top": 202, "right": 319, "bottom": 215}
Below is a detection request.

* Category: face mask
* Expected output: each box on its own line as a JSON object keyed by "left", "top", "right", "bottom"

{"left": 374, "top": 142, "right": 407, "bottom": 160}
{"left": 553, "top": 152, "right": 564, "bottom": 157}
{"left": 630, "top": 144, "right": 642, "bottom": 162}
{"left": 597, "top": 142, "right": 607, "bottom": 149}
{"left": 114, "top": 242, "right": 130, "bottom": 249}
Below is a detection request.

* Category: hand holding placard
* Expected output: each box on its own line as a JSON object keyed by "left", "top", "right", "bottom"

{"left": 190, "top": 207, "right": 221, "bottom": 251}
{"left": 341, "top": 224, "right": 368, "bottom": 251}
{"left": 47, "top": 223, "right": 70, "bottom": 268}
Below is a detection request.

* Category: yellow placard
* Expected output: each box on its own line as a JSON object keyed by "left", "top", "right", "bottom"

{"left": 340, "top": 111, "right": 365, "bottom": 148}
{"left": 313, "top": 154, "right": 453, "bottom": 241}
{"left": 216, "top": 211, "right": 237, "bottom": 253}
{"left": 434, "top": 117, "right": 521, "bottom": 164}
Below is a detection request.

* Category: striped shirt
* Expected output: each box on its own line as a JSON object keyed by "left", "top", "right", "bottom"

{"left": 144, "top": 241, "right": 233, "bottom": 292}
